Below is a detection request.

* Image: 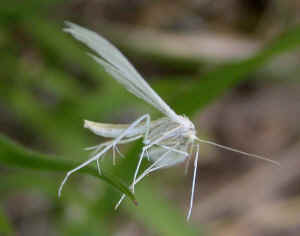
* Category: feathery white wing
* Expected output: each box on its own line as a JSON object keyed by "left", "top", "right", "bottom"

{"left": 64, "top": 22, "right": 180, "bottom": 122}
{"left": 148, "top": 146, "right": 188, "bottom": 168}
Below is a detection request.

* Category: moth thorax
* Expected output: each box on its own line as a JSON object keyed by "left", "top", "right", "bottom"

{"left": 177, "top": 115, "right": 196, "bottom": 138}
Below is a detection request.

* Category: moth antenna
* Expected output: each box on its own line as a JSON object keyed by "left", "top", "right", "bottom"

{"left": 194, "top": 137, "right": 280, "bottom": 166}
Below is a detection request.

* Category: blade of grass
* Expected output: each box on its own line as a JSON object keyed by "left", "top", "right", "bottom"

{"left": 0, "top": 134, "right": 136, "bottom": 205}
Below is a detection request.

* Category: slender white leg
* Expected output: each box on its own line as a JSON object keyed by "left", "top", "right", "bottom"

{"left": 146, "top": 149, "right": 150, "bottom": 161}
{"left": 185, "top": 143, "right": 193, "bottom": 175}
{"left": 132, "top": 147, "right": 146, "bottom": 192}
{"left": 58, "top": 143, "right": 112, "bottom": 197}
{"left": 132, "top": 114, "right": 151, "bottom": 190}
{"left": 115, "top": 149, "right": 172, "bottom": 210}
{"left": 112, "top": 145, "right": 116, "bottom": 165}
{"left": 133, "top": 126, "right": 182, "bottom": 186}
{"left": 87, "top": 143, "right": 107, "bottom": 156}
{"left": 159, "top": 144, "right": 189, "bottom": 157}
{"left": 144, "top": 126, "right": 181, "bottom": 149}
{"left": 131, "top": 128, "right": 181, "bottom": 191}
{"left": 184, "top": 158, "right": 190, "bottom": 176}
{"left": 115, "top": 127, "right": 181, "bottom": 209}
{"left": 85, "top": 135, "right": 143, "bottom": 152}
{"left": 117, "top": 135, "right": 143, "bottom": 144}
{"left": 123, "top": 151, "right": 180, "bottom": 208}
{"left": 115, "top": 195, "right": 126, "bottom": 210}
{"left": 89, "top": 136, "right": 142, "bottom": 161}
{"left": 134, "top": 150, "right": 172, "bottom": 185}
{"left": 143, "top": 114, "right": 151, "bottom": 142}
{"left": 84, "top": 144, "right": 102, "bottom": 151}
{"left": 186, "top": 143, "right": 199, "bottom": 221}
{"left": 96, "top": 159, "right": 102, "bottom": 175}
{"left": 115, "top": 145, "right": 124, "bottom": 158}
{"left": 88, "top": 136, "right": 142, "bottom": 175}
{"left": 58, "top": 114, "right": 150, "bottom": 197}
{"left": 86, "top": 139, "right": 116, "bottom": 151}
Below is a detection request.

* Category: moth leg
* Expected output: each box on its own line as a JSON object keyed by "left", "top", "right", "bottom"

{"left": 84, "top": 144, "right": 101, "bottom": 151}
{"left": 112, "top": 145, "right": 116, "bottom": 165}
{"left": 132, "top": 146, "right": 146, "bottom": 192}
{"left": 96, "top": 159, "right": 102, "bottom": 175}
{"left": 117, "top": 144, "right": 148, "bottom": 208}
{"left": 112, "top": 143, "right": 125, "bottom": 164}
{"left": 131, "top": 114, "right": 151, "bottom": 191}
{"left": 186, "top": 143, "right": 199, "bottom": 221}
{"left": 58, "top": 142, "right": 114, "bottom": 197}
{"left": 115, "top": 149, "right": 172, "bottom": 210}
{"left": 115, "top": 145, "right": 124, "bottom": 158}
{"left": 184, "top": 158, "right": 190, "bottom": 176}
{"left": 138, "top": 145, "right": 188, "bottom": 181}
{"left": 144, "top": 126, "right": 181, "bottom": 149}
{"left": 114, "top": 114, "right": 152, "bottom": 209}
{"left": 115, "top": 142, "right": 189, "bottom": 209}
{"left": 143, "top": 113, "right": 151, "bottom": 143}
{"left": 85, "top": 135, "right": 143, "bottom": 153}
{"left": 92, "top": 136, "right": 143, "bottom": 173}
{"left": 118, "top": 135, "right": 143, "bottom": 144}
{"left": 134, "top": 149, "right": 172, "bottom": 184}
{"left": 119, "top": 124, "right": 182, "bottom": 209}
{"left": 58, "top": 114, "right": 150, "bottom": 197}
{"left": 95, "top": 135, "right": 143, "bottom": 175}
{"left": 145, "top": 149, "right": 150, "bottom": 161}
{"left": 158, "top": 144, "right": 189, "bottom": 157}
{"left": 89, "top": 141, "right": 114, "bottom": 175}
{"left": 130, "top": 127, "right": 181, "bottom": 194}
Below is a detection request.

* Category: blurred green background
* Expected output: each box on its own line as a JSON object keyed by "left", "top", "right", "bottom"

{"left": 1, "top": 0, "right": 300, "bottom": 235}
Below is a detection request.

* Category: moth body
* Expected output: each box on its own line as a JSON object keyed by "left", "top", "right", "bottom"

{"left": 59, "top": 22, "right": 279, "bottom": 221}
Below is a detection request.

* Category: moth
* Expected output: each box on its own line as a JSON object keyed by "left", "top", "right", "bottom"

{"left": 59, "top": 22, "right": 279, "bottom": 220}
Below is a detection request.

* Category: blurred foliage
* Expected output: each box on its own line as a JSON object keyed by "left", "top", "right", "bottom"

{"left": 171, "top": 25, "right": 300, "bottom": 115}
{"left": 0, "top": 206, "right": 14, "bottom": 236}
{"left": 1, "top": 0, "right": 300, "bottom": 235}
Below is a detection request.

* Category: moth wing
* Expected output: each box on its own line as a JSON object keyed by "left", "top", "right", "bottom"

{"left": 148, "top": 146, "right": 187, "bottom": 168}
{"left": 64, "top": 22, "right": 179, "bottom": 122}
{"left": 84, "top": 120, "right": 146, "bottom": 138}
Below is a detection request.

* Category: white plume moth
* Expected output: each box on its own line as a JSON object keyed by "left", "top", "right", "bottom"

{"left": 59, "top": 22, "right": 280, "bottom": 220}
